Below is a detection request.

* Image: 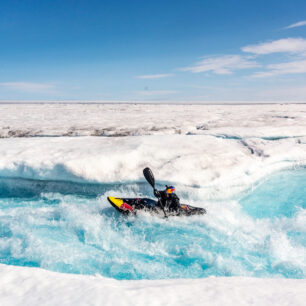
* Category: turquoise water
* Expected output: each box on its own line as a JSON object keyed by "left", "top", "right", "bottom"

{"left": 240, "top": 169, "right": 306, "bottom": 219}
{"left": 0, "top": 169, "right": 305, "bottom": 280}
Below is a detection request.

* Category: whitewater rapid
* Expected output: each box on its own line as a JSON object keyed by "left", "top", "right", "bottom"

{"left": 0, "top": 168, "right": 305, "bottom": 280}
{"left": 0, "top": 103, "right": 305, "bottom": 305}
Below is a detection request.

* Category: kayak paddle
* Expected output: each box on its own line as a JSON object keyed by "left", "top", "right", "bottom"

{"left": 143, "top": 167, "right": 168, "bottom": 218}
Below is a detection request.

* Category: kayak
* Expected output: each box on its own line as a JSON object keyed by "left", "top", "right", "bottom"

{"left": 107, "top": 196, "right": 206, "bottom": 216}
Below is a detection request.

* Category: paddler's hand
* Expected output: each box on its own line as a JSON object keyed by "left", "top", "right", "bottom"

{"left": 154, "top": 189, "right": 160, "bottom": 197}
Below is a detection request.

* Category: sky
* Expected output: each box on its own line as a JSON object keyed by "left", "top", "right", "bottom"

{"left": 0, "top": 0, "right": 306, "bottom": 102}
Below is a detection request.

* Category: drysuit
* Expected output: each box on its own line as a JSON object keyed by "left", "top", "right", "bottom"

{"left": 154, "top": 189, "right": 181, "bottom": 212}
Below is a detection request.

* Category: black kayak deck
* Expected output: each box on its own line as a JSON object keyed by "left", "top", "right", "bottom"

{"left": 107, "top": 196, "right": 206, "bottom": 216}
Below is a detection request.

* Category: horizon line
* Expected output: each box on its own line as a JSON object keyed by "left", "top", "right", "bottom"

{"left": 0, "top": 100, "right": 306, "bottom": 105}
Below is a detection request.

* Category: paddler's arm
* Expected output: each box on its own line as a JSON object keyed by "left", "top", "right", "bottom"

{"left": 154, "top": 189, "right": 161, "bottom": 198}
{"left": 172, "top": 193, "right": 181, "bottom": 211}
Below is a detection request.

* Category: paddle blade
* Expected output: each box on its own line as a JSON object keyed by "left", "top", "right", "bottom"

{"left": 143, "top": 167, "right": 155, "bottom": 189}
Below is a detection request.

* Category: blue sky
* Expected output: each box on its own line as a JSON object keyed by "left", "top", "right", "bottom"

{"left": 1, "top": 0, "right": 306, "bottom": 102}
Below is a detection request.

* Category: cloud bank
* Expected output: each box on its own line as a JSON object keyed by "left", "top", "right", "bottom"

{"left": 181, "top": 55, "right": 258, "bottom": 75}
{"left": 182, "top": 35, "right": 306, "bottom": 79}
{"left": 252, "top": 59, "right": 306, "bottom": 78}
{"left": 242, "top": 38, "right": 306, "bottom": 55}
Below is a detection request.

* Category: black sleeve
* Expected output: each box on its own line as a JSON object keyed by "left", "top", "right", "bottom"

{"left": 154, "top": 189, "right": 161, "bottom": 198}
{"left": 172, "top": 194, "right": 181, "bottom": 209}
{"left": 173, "top": 193, "right": 180, "bottom": 202}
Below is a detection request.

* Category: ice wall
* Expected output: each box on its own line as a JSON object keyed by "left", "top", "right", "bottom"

{"left": 0, "top": 134, "right": 305, "bottom": 199}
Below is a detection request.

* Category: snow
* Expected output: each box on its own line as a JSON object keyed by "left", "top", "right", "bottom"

{"left": 0, "top": 133, "right": 305, "bottom": 199}
{"left": 0, "top": 103, "right": 305, "bottom": 305}
{"left": 0, "top": 264, "right": 305, "bottom": 306}
{"left": 0, "top": 103, "right": 305, "bottom": 138}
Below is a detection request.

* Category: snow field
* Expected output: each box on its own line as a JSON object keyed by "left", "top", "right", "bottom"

{"left": 0, "top": 264, "right": 305, "bottom": 306}
{"left": 0, "top": 103, "right": 305, "bottom": 305}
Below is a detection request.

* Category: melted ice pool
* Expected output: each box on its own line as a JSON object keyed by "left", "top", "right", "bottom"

{"left": 0, "top": 169, "right": 305, "bottom": 280}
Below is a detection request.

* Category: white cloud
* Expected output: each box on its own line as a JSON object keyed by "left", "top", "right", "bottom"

{"left": 0, "top": 82, "right": 54, "bottom": 93}
{"left": 251, "top": 59, "right": 306, "bottom": 77}
{"left": 137, "top": 73, "right": 174, "bottom": 79}
{"left": 242, "top": 38, "right": 306, "bottom": 55}
{"left": 181, "top": 55, "right": 259, "bottom": 75}
{"left": 285, "top": 21, "right": 306, "bottom": 29}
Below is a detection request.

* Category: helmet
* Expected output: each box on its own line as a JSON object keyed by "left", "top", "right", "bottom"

{"left": 166, "top": 186, "right": 175, "bottom": 194}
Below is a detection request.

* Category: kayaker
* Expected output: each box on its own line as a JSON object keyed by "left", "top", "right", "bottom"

{"left": 154, "top": 185, "right": 181, "bottom": 213}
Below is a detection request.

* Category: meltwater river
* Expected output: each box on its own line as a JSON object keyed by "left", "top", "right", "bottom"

{"left": 0, "top": 168, "right": 305, "bottom": 280}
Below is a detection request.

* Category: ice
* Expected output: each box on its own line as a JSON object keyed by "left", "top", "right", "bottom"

{"left": 0, "top": 263, "right": 305, "bottom": 306}
{"left": 0, "top": 133, "right": 305, "bottom": 199}
{"left": 0, "top": 103, "right": 305, "bottom": 138}
{"left": 0, "top": 103, "right": 305, "bottom": 305}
